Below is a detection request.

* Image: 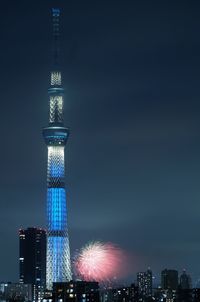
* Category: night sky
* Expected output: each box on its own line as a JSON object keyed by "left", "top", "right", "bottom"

{"left": 0, "top": 0, "right": 200, "bottom": 286}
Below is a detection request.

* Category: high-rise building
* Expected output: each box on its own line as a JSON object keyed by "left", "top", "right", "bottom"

{"left": 19, "top": 228, "right": 46, "bottom": 301}
{"left": 161, "top": 269, "right": 178, "bottom": 290}
{"left": 179, "top": 270, "right": 192, "bottom": 289}
{"left": 137, "top": 269, "right": 152, "bottom": 299}
{"left": 19, "top": 228, "right": 46, "bottom": 286}
{"left": 43, "top": 8, "right": 72, "bottom": 289}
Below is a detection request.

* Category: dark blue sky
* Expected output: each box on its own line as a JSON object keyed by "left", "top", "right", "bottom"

{"left": 0, "top": 0, "right": 200, "bottom": 286}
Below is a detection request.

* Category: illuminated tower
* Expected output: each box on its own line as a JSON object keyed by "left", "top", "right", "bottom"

{"left": 43, "top": 8, "right": 72, "bottom": 289}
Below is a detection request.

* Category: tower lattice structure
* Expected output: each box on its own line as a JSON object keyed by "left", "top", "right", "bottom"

{"left": 43, "top": 8, "right": 72, "bottom": 289}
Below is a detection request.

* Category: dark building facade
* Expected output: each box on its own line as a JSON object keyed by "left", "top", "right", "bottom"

{"left": 19, "top": 227, "right": 46, "bottom": 299}
{"left": 176, "top": 288, "right": 193, "bottom": 302}
{"left": 161, "top": 269, "right": 178, "bottom": 290}
{"left": 52, "top": 281, "right": 99, "bottom": 302}
{"left": 101, "top": 284, "right": 139, "bottom": 302}
{"left": 2, "top": 283, "right": 32, "bottom": 302}
{"left": 193, "top": 288, "right": 200, "bottom": 302}
{"left": 179, "top": 270, "right": 192, "bottom": 289}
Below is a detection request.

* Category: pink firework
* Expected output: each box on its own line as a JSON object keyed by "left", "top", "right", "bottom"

{"left": 74, "top": 241, "right": 127, "bottom": 282}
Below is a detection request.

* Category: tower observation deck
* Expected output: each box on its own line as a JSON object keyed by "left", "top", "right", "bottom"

{"left": 43, "top": 8, "right": 72, "bottom": 289}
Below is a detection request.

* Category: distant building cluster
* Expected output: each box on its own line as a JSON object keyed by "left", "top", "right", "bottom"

{"left": 101, "top": 269, "right": 196, "bottom": 302}
{"left": 0, "top": 246, "right": 199, "bottom": 302}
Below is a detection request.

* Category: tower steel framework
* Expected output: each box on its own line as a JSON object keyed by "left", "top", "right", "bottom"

{"left": 43, "top": 8, "right": 72, "bottom": 289}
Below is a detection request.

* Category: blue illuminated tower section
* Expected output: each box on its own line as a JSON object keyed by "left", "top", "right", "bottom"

{"left": 43, "top": 8, "right": 72, "bottom": 289}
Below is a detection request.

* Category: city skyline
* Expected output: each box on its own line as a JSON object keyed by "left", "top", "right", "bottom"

{"left": 0, "top": 0, "right": 200, "bottom": 285}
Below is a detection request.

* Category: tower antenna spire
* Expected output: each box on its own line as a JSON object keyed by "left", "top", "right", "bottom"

{"left": 52, "top": 8, "right": 61, "bottom": 67}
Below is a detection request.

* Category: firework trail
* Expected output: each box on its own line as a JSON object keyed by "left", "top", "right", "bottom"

{"left": 74, "top": 241, "right": 127, "bottom": 283}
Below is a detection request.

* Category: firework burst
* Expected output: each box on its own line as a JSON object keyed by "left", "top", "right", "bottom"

{"left": 74, "top": 241, "right": 127, "bottom": 283}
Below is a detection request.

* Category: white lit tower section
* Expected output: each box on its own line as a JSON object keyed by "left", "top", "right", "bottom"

{"left": 43, "top": 8, "right": 72, "bottom": 289}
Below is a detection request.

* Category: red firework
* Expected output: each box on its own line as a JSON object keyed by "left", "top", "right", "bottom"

{"left": 74, "top": 241, "right": 126, "bottom": 282}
